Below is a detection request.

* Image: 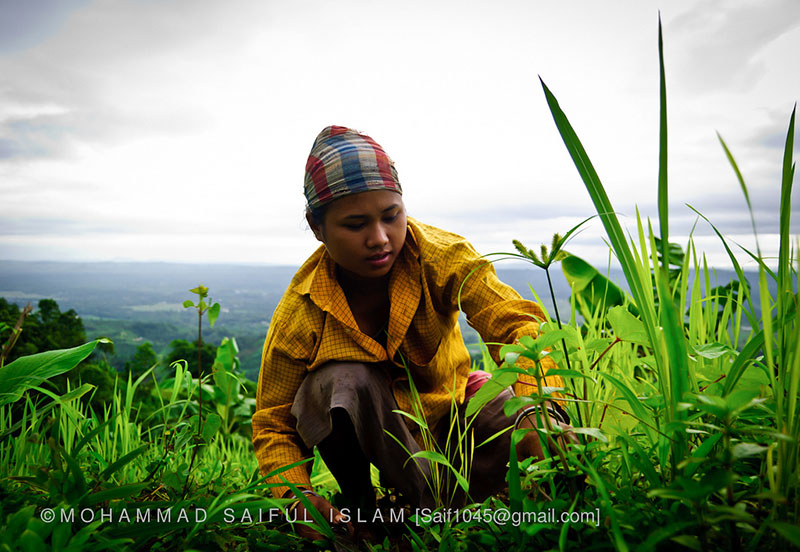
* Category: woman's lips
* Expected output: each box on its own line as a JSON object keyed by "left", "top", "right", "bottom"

{"left": 366, "top": 251, "right": 392, "bottom": 267}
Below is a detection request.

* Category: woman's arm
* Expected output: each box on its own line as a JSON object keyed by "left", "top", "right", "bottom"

{"left": 252, "top": 311, "right": 316, "bottom": 499}
{"left": 420, "top": 229, "right": 566, "bottom": 400}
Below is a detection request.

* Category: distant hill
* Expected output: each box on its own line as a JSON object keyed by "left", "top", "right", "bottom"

{"left": 0, "top": 260, "right": 748, "bottom": 379}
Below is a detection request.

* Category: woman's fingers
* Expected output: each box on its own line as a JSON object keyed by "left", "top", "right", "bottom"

{"left": 517, "top": 414, "right": 580, "bottom": 460}
{"left": 293, "top": 496, "right": 354, "bottom": 541}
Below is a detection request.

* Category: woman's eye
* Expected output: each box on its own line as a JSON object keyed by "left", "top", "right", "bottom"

{"left": 344, "top": 223, "right": 364, "bottom": 230}
{"left": 383, "top": 213, "right": 398, "bottom": 223}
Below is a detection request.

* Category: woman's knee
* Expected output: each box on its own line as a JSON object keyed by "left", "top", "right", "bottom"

{"left": 309, "top": 361, "right": 389, "bottom": 397}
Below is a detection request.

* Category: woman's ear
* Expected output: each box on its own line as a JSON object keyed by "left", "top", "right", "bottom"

{"left": 305, "top": 210, "right": 325, "bottom": 243}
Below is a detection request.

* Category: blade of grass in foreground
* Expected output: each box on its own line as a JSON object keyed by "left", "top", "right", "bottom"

{"left": 686, "top": 205, "right": 759, "bottom": 331}
{"left": 657, "top": 13, "right": 670, "bottom": 270}
{"left": 717, "top": 133, "right": 761, "bottom": 255}
{"left": 776, "top": 106, "right": 795, "bottom": 392}
{"left": 776, "top": 105, "right": 797, "bottom": 500}
{"left": 539, "top": 79, "right": 661, "bottom": 369}
{"left": 655, "top": 16, "right": 689, "bottom": 464}
{"left": 540, "top": 76, "right": 692, "bottom": 465}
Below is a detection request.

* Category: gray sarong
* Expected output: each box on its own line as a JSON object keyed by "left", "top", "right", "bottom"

{"left": 291, "top": 362, "right": 515, "bottom": 507}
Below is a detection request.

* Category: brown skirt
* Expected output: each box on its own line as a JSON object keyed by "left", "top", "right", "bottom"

{"left": 290, "top": 362, "right": 516, "bottom": 507}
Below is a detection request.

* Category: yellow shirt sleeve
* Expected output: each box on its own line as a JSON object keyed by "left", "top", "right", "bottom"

{"left": 415, "top": 224, "right": 564, "bottom": 400}
{"left": 252, "top": 302, "right": 316, "bottom": 499}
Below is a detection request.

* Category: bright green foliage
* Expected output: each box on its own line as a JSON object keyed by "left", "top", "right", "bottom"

{"left": 531, "top": 16, "right": 799, "bottom": 550}
{"left": 561, "top": 254, "right": 626, "bottom": 317}
{"left": 0, "top": 338, "right": 306, "bottom": 551}
{"left": 209, "top": 337, "right": 256, "bottom": 436}
{"left": 184, "top": 285, "right": 221, "bottom": 329}
{"left": 0, "top": 339, "right": 107, "bottom": 406}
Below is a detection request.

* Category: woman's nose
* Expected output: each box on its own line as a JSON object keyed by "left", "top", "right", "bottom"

{"left": 366, "top": 224, "right": 389, "bottom": 248}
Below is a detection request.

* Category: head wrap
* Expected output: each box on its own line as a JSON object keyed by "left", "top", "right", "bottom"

{"left": 304, "top": 126, "right": 402, "bottom": 211}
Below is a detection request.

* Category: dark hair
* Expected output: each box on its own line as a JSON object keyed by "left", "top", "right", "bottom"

{"left": 307, "top": 203, "right": 329, "bottom": 227}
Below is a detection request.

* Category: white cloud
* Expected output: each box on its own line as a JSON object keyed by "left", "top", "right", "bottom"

{"left": 0, "top": 0, "right": 797, "bottom": 269}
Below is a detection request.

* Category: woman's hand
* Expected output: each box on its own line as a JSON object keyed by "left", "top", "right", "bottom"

{"left": 515, "top": 405, "right": 579, "bottom": 461}
{"left": 291, "top": 493, "right": 353, "bottom": 542}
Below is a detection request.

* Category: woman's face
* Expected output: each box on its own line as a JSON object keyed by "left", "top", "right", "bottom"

{"left": 308, "top": 190, "right": 407, "bottom": 281}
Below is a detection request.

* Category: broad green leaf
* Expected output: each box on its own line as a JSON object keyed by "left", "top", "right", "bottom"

{"left": 725, "top": 389, "right": 760, "bottom": 412}
{"left": 19, "top": 529, "right": 47, "bottom": 552}
{"left": 502, "top": 395, "right": 536, "bottom": 417}
{"left": 534, "top": 329, "right": 573, "bottom": 351}
{"left": 189, "top": 285, "right": 208, "bottom": 297}
{"left": 692, "top": 343, "right": 736, "bottom": 360}
{"left": 570, "top": 427, "right": 608, "bottom": 443}
{"left": 608, "top": 306, "right": 649, "bottom": 344}
{"left": 465, "top": 370, "right": 517, "bottom": 417}
{"left": 208, "top": 302, "right": 221, "bottom": 327}
{"left": 0, "top": 339, "right": 107, "bottom": 406}
{"left": 182, "top": 300, "right": 194, "bottom": 308}
{"left": 519, "top": 335, "right": 536, "bottom": 349}
{"left": 771, "top": 522, "right": 800, "bottom": 546}
{"left": 202, "top": 413, "right": 222, "bottom": 441}
{"left": 653, "top": 238, "right": 685, "bottom": 268}
{"left": 731, "top": 443, "right": 767, "bottom": 459}
{"left": 561, "top": 254, "right": 626, "bottom": 314}
{"left": 212, "top": 337, "right": 239, "bottom": 394}
{"left": 586, "top": 338, "right": 614, "bottom": 354}
{"left": 694, "top": 394, "right": 728, "bottom": 418}
{"left": 685, "top": 433, "right": 722, "bottom": 477}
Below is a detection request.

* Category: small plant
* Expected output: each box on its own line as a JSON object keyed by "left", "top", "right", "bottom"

{"left": 385, "top": 358, "right": 475, "bottom": 509}
{"left": 182, "top": 285, "right": 221, "bottom": 379}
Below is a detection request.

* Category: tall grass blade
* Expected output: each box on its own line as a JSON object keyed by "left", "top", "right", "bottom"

{"left": 654, "top": 20, "right": 689, "bottom": 462}
{"left": 686, "top": 205, "right": 758, "bottom": 329}
{"left": 100, "top": 444, "right": 149, "bottom": 480}
{"left": 777, "top": 105, "right": 796, "bottom": 381}
{"left": 539, "top": 79, "right": 660, "bottom": 354}
{"left": 657, "top": 13, "right": 670, "bottom": 269}
{"left": 716, "top": 133, "right": 760, "bottom": 254}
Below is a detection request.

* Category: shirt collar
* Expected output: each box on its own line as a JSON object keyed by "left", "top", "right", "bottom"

{"left": 292, "top": 220, "right": 422, "bottom": 353}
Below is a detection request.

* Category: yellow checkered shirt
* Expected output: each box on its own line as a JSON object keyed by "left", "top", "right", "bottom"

{"left": 252, "top": 218, "right": 564, "bottom": 498}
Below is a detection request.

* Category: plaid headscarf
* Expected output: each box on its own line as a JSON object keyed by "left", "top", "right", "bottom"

{"left": 304, "top": 126, "right": 402, "bottom": 211}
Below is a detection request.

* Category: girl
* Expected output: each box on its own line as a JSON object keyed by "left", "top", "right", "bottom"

{"left": 252, "top": 126, "right": 574, "bottom": 539}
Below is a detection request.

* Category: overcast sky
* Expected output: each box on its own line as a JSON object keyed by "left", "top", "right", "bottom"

{"left": 1, "top": 0, "right": 798, "bottom": 270}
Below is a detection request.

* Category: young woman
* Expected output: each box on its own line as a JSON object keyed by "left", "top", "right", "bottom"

{"left": 252, "top": 126, "right": 575, "bottom": 539}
